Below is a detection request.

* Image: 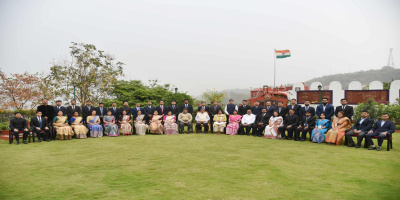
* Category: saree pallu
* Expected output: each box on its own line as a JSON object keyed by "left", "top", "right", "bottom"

{"left": 213, "top": 114, "right": 226, "bottom": 132}
{"left": 104, "top": 116, "right": 119, "bottom": 137}
{"left": 226, "top": 115, "right": 242, "bottom": 135}
{"left": 71, "top": 117, "right": 88, "bottom": 139}
{"left": 135, "top": 115, "right": 148, "bottom": 136}
{"left": 87, "top": 116, "right": 103, "bottom": 137}
{"left": 264, "top": 116, "right": 283, "bottom": 139}
{"left": 163, "top": 116, "right": 178, "bottom": 134}
{"left": 120, "top": 115, "right": 132, "bottom": 135}
{"left": 149, "top": 115, "right": 163, "bottom": 134}
{"left": 311, "top": 119, "right": 331, "bottom": 143}
{"left": 325, "top": 117, "right": 351, "bottom": 145}
{"left": 53, "top": 116, "right": 73, "bottom": 140}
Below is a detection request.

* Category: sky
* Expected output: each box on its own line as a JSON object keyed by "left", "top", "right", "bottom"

{"left": 0, "top": 0, "right": 399, "bottom": 96}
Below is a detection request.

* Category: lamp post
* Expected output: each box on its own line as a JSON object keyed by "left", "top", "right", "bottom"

{"left": 318, "top": 85, "right": 322, "bottom": 104}
{"left": 73, "top": 82, "right": 77, "bottom": 100}
{"left": 263, "top": 85, "right": 268, "bottom": 93}
{"left": 175, "top": 87, "right": 178, "bottom": 94}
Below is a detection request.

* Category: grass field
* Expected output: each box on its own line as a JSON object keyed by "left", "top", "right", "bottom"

{"left": 1, "top": 133, "right": 399, "bottom": 200}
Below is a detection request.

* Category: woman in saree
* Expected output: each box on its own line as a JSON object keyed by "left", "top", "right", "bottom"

{"left": 311, "top": 113, "right": 331, "bottom": 143}
{"left": 103, "top": 110, "right": 119, "bottom": 137}
{"left": 213, "top": 109, "right": 227, "bottom": 134}
{"left": 52, "top": 110, "right": 73, "bottom": 140}
{"left": 70, "top": 111, "right": 88, "bottom": 139}
{"left": 134, "top": 110, "right": 148, "bottom": 136}
{"left": 226, "top": 110, "right": 242, "bottom": 135}
{"left": 264, "top": 111, "right": 283, "bottom": 139}
{"left": 87, "top": 110, "right": 103, "bottom": 138}
{"left": 149, "top": 110, "right": 164, "bottom": 134}
{"left": 119, "top": 110, "right": 132, "bottom": 135}
{"left": 325, "top": 111, "right": 352, "bottom": 145}
{"left": 163, "top": 111, "right": 178, "bottom": 134}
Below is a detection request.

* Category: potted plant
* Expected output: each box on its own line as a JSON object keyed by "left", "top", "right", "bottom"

{"left": 0, "top": 122, "right": 9, "bottom": 135}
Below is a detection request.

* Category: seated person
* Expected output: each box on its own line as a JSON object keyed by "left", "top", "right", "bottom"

{"left": 264, "top": 111, "right": 284, "bottom": 139}
{"left": 252, "top": 108, "right": 270, "bottom": 137}
{"left": 104, "top": 110, "right": 119, "bottom": 137}
{"left": 295, "top": 111, "right": 315, "bottom": 141}
{"left": 195, "top": 109, "right": 210, "bottom": 133}
{"left": 87, "top": 110, "right": 103, "bottom": 138}
{"left": 325, "top": 111, "right": 351, "bottom": 146}
{"left": 53, "top": 110, "right": 73, "bottom": 140}
{"left": 311, "top": 113, "right": 331, "bottom": 143}
{"left": 118, "top": 110, "right": 132, "bottom": 136}
{"left": 239, "top": 109, "right": 256, "bottom": 136}
{"left": 163, "top": 111, "right": 178, "bottom": 134}
{"left": 149, "top": 111, "right": 163, "bottom": 134}
{"left": 70, "top": 111, "right": 88, "bottom": 139}
{"left": 178, "top": 108, "right": 193, "bottom": 133}
{"left": 226, "top": 110, "right": 242, "bottom": 135}
{"left": 31, "top": 111, "right": 50, "bottom": 142}
{"left": 10, "top": 112, "right": 29, "bottom": 144}
{"left": 366, "top": 113, "right": 396, "bottom": 151}
{"left": 345, "top": 110, "right": 373, "bottom": 148}
{"left": 134, "top": 110, "right": 148, "bottom": 136}
{"left": 278, "top": 109, "right": 299, "bottom": 140}
{"left": 213, "top": 110, "right": 227, "bottom": 135}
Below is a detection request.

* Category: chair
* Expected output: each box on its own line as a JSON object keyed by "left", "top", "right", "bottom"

{"left": 366, "top": 133, "right": 393, "bottom": 151}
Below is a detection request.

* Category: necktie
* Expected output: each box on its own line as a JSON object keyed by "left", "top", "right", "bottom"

{"left": 343, "top": 106, "right": 345, "bottom": 110}
{"left": 114, "top": 107, "right": 116, "bottom": 112}
{"left": 138, "top": 107, "right": 140, "bottom": 111}
{"left": 306, "top": 106, "right": 308, "bottom": 111}
{"left": 38, "top": 117, "right": 41, "bottom": 126}
{"left": 161, "top": 106, "right": 163, "bottom": 113}
{"left": 279, "top": 108, "right": 281, "bottom": 113}
{"left": 305, "top": 117, "right": 309, "bottom": 126}
{"left": 58, "top": 106, "right": 60, "bottom": 109}
{"left": 73, "top": 106, "right": 75, "bottom": 110}
{"left": 173, "top": 105, "right": 175, "bottom": 109}
{"left": 214, "top": 106, "right": 216, "bottom": 110}
{"left": 186, "top": 104, "right": 188, "bottom": 108}
{"left": 203, "top": 106, "right": 205, "bottom": 110}
{"left": 88, "top": 106, "right": 90, "bottom": 110}
{"left": 101, "top": 108, "right": 103, "bottom": 115}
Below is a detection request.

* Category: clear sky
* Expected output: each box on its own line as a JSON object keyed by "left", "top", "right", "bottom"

{"left": 0, "top": 0, "right": 399, "bottom": 96}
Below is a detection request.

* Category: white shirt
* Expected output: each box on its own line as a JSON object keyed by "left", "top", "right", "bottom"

{"left": 241, "top": 114, "right": 255, "bottom": 124}
{"left": 224, "top": 105, "right": 239, "bottom": 115}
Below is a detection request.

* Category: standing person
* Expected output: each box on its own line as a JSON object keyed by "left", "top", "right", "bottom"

{"left": 119, "top": 110, "right": 132, "bottom": 136}
{"left": 253, "top": 108, "right": 270, "bottom": 137}
{"left": 264, "top": 101, "right": 275, "bottom": 117}
{"left": 103, "top": 110, "right": 119, "bottom": 137}
{"left": 316, "top": 98, "right": 334, "bottom": 121}
{"left": 96, "top": 102, "right": 107, "bottom": 127}
{"left": 197, "top": 102, "right": 209, "bottom": 113}
{"left": 10, "top": 112, "right": 29, "bottom": 144}
{"left": 163, "top": 111, "right": 179, "bottom": 134}
{"left": 208, "top": 101, "right": 222, "bottom": 133}
{"left": 299, "top": 100, "right": 315, "bottom": 117}
{"left": 325, "top": 111, "right": 351, "bottom": 146}
{"left": 144, "top": 101, "right": 155, "bottom": 123}
{"left": 156, "top": 100, "right": 167, "bottom": 116}
{"left": 295, "top": 111, "right": 316, "bottom": 141}
{"left": 287, "top": 99, "right": 301, "bottom": 116}
{"left": 132, "top": 103, "right": 142, "bottom": 119}
{"left": 53, "top": 110, "right": 73, "bottom": 140}
{"left": 168, "top": 100, "right": 180, "bottom": 119}
{"left": 82, "top": 100, "right": 95, "bottom": 125}
{"left": 278, "top": 109, "right": 299, "bottom": 140}
{"left": 70, "top": 111, "right": 88, "bottom": 139}
{"left": 178, "top": 108, "right": 193, "bottom": 133}
{"left": 345, "top": 111, "right": 374, "bottom": 148}
{"left": 224, "top": 99, "right": 238, "bottom": 116}
{"left": 226, "top": 110, "right": 242, "bottom": 135}
{"left": 108, "top": 102, "right": 120, "bottom": 119}
{"left": 311, "top": 113, "right": 331, "bottom": 143}
{"left": 120, "top": 101, "right": 132, "bottom": 116}
{"left": 213, "top": 110, "right": 227, "bottom": 134}
{"left": 134, "top": 110, "right": 148, "bottom": 136}
{"left": 31, "top": 111, "right": 50, "bottom": 142}
{"left": 275, "top": 101, "right": 288, "bottom": 120}
{"left": 251, "top": 101, "right": 263, "bottom": 116}
{"left": 53, "top": 100, "right": 67, "bottom": 116}
{"left": 149, "top": 111, "right": 163, "bottom": 134}
{"left": 180, "top": 99, "right": 194, "bottom": 114}
{"left": 239, "top": 109, "right": 256, "bottom": 136}
{"left": 334, "top": 98, "right": 354, "bottom": 121}
{"left": 66, "top": 100, "right": 81, "bottom": 119}
{"left": 365, "top": 113, "right": 396, "bottom": 151}
{"left": 37, "top": 98, "right": 55, "bottom": 124}
{"left": 264, "top": 111, "right": 284, "bottom": 139}
{"left": 87, "top": 110, "right": 103, "bottom": 138}
{"left": 238, "top": 100, "right": 251, "bottom": 116}
{"left": 195, "top": 109, "right": 210, "bottom": 133}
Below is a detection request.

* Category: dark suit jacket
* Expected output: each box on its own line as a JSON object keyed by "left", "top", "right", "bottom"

{"left": 371, "top": 120, "right": 396, "bottom": 134}
{"left": 96, "top": 107, "right": 107, "bottom": 117}
{"left": 143, "top": 106, "right": 155, "bottom": 116}
{"left": 197, "top": 106, "right": 210, "bottom": 112}
{"left": 180, "top": 104, "right": 194, "bottom": 114}
{"left": 30, "top": 116, "right": 49, "bottom": 129}
{"left": 82, "top": 106, "right": 95, "bottom": 119}
{"left": 287, "top": 104, "right": 301, "bottom": 116}
{"left": 283, "top": 114, "right": 299, "bottom": 126}
{"left": 238, "top": 105, "right": 251, "bottom": 115}
{"left": 120, "top": 106, "right": 132, "bottom": 116}
{"left": 251, "top": 106, "right": 263, "bottom": 116}
{"left": 132, "top": 107, "right": 143, "bottom": 118}
{"left": 209, "top": 105, "right": 222, "bottom": 116}
{"left": 37, "top": 105, "right": 55, "bottom": 121}
{"left": 108, "top": 107, "right": 120, "bottom": 118}
{"left": 275, "top": 107, "right": 288, "bottom": 119}
{"left": 264, "top": 106, "right": 275, "bottom": 116}
{"left": 168, "top": 105, "right": 180, "bottom": 116}
{"left": 53, "top": 106, "right": 67, "bottom": 116}
{"left": 66, "top": 105, "right": 81, "bottom": 118}
{"left": 299, "top": 106, "right": 316, "bottom": 117}
{"left": 316, "top": 104, "right": 335, "bottom": 120}
{"left": 156, "top": 105, "right": 167, "bottom": 115}
{"left": 299, "top": 116, "right": 316, "bottom": 128}
{"left": 335, "top": 105, "right": 354, "bottom": 120}
{"left": 255, "top": 113, "right": 270, "bottom": 125}
{"left": 353, "top": 118, "right": 373, "bottom": 132}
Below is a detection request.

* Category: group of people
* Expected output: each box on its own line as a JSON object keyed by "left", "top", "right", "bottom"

{"left": 9, "top": 97, "right": 395, "bottom": 151}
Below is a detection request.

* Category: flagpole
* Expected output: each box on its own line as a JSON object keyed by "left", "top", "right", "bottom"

{"left": 274, "top": 48, "right": 276, "bottom": 88}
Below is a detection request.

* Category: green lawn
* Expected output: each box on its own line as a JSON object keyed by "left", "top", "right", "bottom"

{"left": 0, "top": 133, "right": 399, "bottom": 200}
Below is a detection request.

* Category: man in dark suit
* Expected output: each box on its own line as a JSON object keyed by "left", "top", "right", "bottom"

{"left": 275, "top": 101, "right": 288, "bottom": 120}
{"left": 66, "top": 100, "right": 81, "bottom": 119}
{"left": 120, "top": 101, "right": 132, "bottom": 116}
{"left": 251, "top": 101, "right": 263, "bottom": 116}
{"left": 316, "top": 98, "right": 335, "bottom": 120}
{"left": 365, "top": 113, "right": 396, "bottom": 151}
{"left": 53, "top": 100, "right": 67, "bottom": 116}
{"left": 37, "top": 98, "right": 54, "bottom": 124}
{"left": 253, "top": 108, "right": 270, "bottom": 137}
{"left": 143, "top": 101, "right": 155, "bottom": 122}
{"left": 156, "top": 100, "right": 167, "bottom": 115}
{"left": 295, "top": 111, "right": 316, "bottom": 141}
{"left": 238, "top": 100, "right": 251, "bottom": 116}
{"left": 168, "top": 100, "right": 180, "bottom": 119}
{"left": 108, "top": 102, "right": 120, "bottom": 119}
{"left": 287, "top": 99, "right": 301, "bottom": 116}
{"left": 180, "top": 99, "right": 193, "bottom": 114}
{"left": 345, "top": 110, "right": 374, "bottom": 148}
{"left": 132, "top": 103, "right": 143, "bottom": 119}
{"left": 10, "top": 112, "right": 29, "bottom": 144}
{"left": 82, "top": 100, "right": 95, "bottom": 124}
{"left": 334, "top": 98, "right": 354, "bottom": 121}
{"left": 264, "top": 101, "right": 275, "bottom": 116}
{"left": 299, "top": 100, "right": 316, "bottom": 117}
{"left": 278, "top": 109, "right": 299, "bottom": 139}
{"left": 96, "top": 102, "right": 107, "bottom": 125}
{"left": 197, "top": 102, "right": 209, "bottom": 113}
{"left": 208, "top": 101, "right": 222, "bottom": 133}
{"left": 30, "top": 111, "right": 50, "bottom": 142}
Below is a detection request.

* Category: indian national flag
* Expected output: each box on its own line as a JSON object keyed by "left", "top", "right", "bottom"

{"left": 275, "top": 49, "right": 291, "bottom": 59}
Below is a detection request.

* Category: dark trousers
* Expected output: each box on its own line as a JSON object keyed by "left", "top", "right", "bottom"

{"left": 278, "top": 126, "right": 295, "bottom": 138}
{"left": 253, "top": 124, "right": 266, "bottom": 136}
{"left": 33, "top": 128, "right": 50, "bottom": 141}
{"left": 365, "top": 132, "right": 386, "bottom": 147}
{"left": 345, "top": 130, "right": 366, "bottom": 146}
{"left": 294, "top": 127, "right": 312, "bottom": 140}
{"left": 239, "top": 124, "right": 253, "bottom": 135}
{"left": 196, "top": 123, "right": 209, "bottom": 133}
{"left": 179, "top": 122, "right": 192, "bottom": 133}
{"left": 12, "top": 128, "right": 29, "bottom": 142}
{"left": 209, "top": 115, "right": 214, "bottom": 132}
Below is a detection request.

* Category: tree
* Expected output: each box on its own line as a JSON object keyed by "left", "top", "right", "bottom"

{"left": 47, "top": 42, "right": 124, "bottom": 105}
{"left": 201, "top": 89, "right": 226, "bottom": 104}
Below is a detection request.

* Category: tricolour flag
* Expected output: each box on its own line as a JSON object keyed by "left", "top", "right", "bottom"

{"left": 275, "top": 49, "right": 291, "bottom": 59}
